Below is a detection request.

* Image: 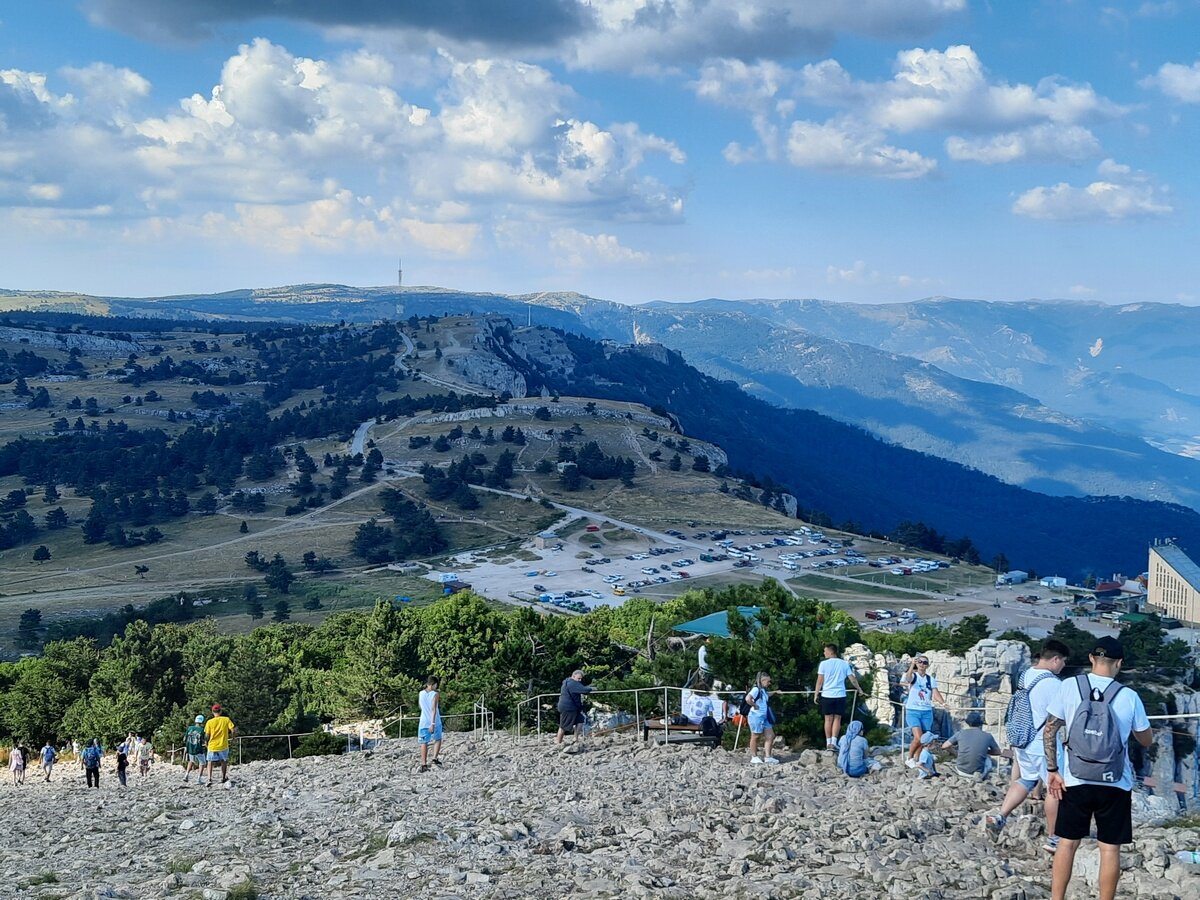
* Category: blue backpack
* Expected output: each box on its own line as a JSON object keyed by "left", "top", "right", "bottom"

{"left": 82, "top": 746, "right": 101, "bottom": 768}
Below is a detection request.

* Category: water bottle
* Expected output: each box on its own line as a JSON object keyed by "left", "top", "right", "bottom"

{"left": 1176, "top": 850, "right": 1200, "bottom": 865}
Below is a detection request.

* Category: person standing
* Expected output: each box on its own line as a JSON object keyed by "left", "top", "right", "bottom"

{"left": 902, "top": 656, "right": 947, "bottom": 768}
{"left": 417, "top": 676, "right": 443, "bottom": 773}
{"left": 697, "top": 637, "right": 711, "bottom": 676}
{"left": 987, "top": 639, "right": 1069, "bottom": 851}
{"left": 1044, "top": 636, "right": 1152, "bottom": 900}
{"left": 203, "top": 704, "right": 236, "bottom": 786}
{"left": 556, "top": 670, "right": 594, "bottom": 748}
{"left": 184, "top": 716, "right": 207, "bottom": 783}
{"left": 815, "top": 644, "right": 863, "bottom": 750}
{"left": 137, "top": 737, "right": 153, "bottom": 777}
{"left": 8, "top": 746, "right": 23, "bottom": 786}
{"left": 81, "top": 739, "right": 102, "bottom": 789}
{"left": 39, "top": 742, "right": 56, "bottom": 782}
{"left": 116, "top": 744, "right": 128, "bottom": 787}
{"left": 745, "top": 672, "right": 779, "bottom": 765}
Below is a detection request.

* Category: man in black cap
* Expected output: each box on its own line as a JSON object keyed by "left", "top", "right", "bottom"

{"left": 1043, "top": 636, "right": 1152, "bottom": 900}
{"left": 942, "top": 711, "right": 1001, "bottom": 778}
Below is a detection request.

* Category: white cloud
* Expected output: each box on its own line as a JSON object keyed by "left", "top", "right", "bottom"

{"left": 787, "top": 119, "right": 936, "bottom": 178}
{"left": 695, "top": 43, "right": 1121, "bottom": 176}
{"left": 945, "top": 123, "right": 1101, "bottom": 164}
{"left": 1140, "top": 60, "right": 1200, "bottom": 103}
{"left": 825, "top": 260, "right": 927, "bottom": 286}
{"left": 0, "top": 39, "right": 685, "bottom": 259}
{"left": 550, "top": 228, "right": 652, "bottom": 268}
{"left": 1068, "top": 284, "right": 1096, "bottom": 296}
{"left": 1012, "top": 160, "right": 1172, "bottom": 222}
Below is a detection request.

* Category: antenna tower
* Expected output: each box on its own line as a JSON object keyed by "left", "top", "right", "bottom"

{"left": 397, "top": 257, "right": 403, "bottom": 287}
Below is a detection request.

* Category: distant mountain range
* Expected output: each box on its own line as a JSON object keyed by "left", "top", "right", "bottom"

{"left": 3, "top": 284, "right": 1199, "bottom": 515}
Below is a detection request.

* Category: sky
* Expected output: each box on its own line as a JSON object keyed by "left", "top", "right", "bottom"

{"left": 2, "top": 1, "right": 1200, "bottom": 305}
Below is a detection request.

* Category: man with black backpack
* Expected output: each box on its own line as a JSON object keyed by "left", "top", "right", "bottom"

{"left": 986, "top": 639, "right": 1069, "bottom": 852}
{"left": 1043, "top": 636, "right": 1152, "bottom": 900}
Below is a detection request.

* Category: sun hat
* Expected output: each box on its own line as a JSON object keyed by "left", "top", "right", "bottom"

{"left": 919, "top": 731, "right": 938, "bottom": 745}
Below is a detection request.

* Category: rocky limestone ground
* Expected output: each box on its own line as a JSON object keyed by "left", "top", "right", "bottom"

{"left": 2, "top": 734, "right": 1198, "bottom": 900}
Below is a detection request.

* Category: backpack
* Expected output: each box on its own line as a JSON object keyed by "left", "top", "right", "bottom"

{"left": 738, "top": 687, "right": 763, "bottom": 717}
{"left": 82, "top": 746, "right": 101, "bottom": 768}
{"left": 185, "top": 727, "right": 204, "bottom": 755}
{"left": 1064, "top": 675, "right": 1127, "bottom": 784}
{"left": 1004, "top": 670, "right": 1056, "bottom": 749}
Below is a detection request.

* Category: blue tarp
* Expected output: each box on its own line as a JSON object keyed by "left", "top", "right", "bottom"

{"left": 673, "top": 606, "right": 762, "bottom": 638}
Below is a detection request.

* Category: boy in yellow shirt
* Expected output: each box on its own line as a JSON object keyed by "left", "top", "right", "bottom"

{"left": 202, "top": 703, "right": 236, "bottom": 786}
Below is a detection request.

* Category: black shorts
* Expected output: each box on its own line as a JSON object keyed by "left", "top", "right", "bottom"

{"left": 1055, "top": 783, "right": 1133, "bottom": 845}
{"left": 820, "top": 696, "right": 847, "bottom": 717}
{"left": 559, "top": 709, "right": 584, "bottom": 732}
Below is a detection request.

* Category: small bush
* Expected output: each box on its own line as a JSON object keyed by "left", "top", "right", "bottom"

{"left": 293, "top": 730, "right": 347, "bottom": 758}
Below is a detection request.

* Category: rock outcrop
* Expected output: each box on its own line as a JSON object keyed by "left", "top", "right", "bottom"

{"left": 4, "top": 732, "right": 1196, "bottom": 898}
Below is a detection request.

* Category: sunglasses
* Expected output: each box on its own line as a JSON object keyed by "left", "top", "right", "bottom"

{"left": 917, "top": 660, "right": 929, "bottom": 665}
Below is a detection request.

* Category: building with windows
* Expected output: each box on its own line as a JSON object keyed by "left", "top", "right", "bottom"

{"left": 1147, "top": 541, "right": 1200, "bottom": 626}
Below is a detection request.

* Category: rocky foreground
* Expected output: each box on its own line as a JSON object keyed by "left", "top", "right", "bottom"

{"left": 1, "top": 735, "right": 1197, "bottom": 899}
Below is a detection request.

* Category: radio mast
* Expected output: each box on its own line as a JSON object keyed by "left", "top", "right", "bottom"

{"left": 397, "top": 257, "right": 403, "bottom": 287}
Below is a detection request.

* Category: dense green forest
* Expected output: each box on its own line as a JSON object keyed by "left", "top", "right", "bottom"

{"left": 3, "top": 581, "right": 1193, "bottom": 760}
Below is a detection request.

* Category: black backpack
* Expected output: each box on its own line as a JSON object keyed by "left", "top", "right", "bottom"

{"left": 738, "top": 686, "right": 762, "bottom": 717}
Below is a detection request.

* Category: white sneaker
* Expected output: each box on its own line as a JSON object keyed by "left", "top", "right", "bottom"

{"left": 750, "top": 756, "right": 764, "bottom": 765}
{"left": 905, "top": 758, "right": 918, "bottom": 769}
{"left": 764, "top": 756, "right": 780, "bottom": 765}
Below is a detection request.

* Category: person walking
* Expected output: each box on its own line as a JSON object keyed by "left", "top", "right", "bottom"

{"left": 203, "top": 704, "right": 236, "bottom": 786}
{"left": 39, "top": 742, "right": 56, "bottom": 782}
{"left": 116, "top": 744, "right": 128, "bottom": 787}
{"left": 81, "top": 739, "right": 102, "bottom": 789}
{"left": 137, "top": 737, "right": 153, "bottom": 777}
{"left": 745, "top": 672, "right": 779, "bottom": 765}
{"left": 417, "top": 676, "right": 443, "bottom": 773}
{"left": 1044, "top": 636, "right": 1152, "bottom": 900}
{"left": 815, "top": 643, "right": 863, "bottom": 750}
{"left": 183, "top": 716, "right": 207, "bottom": 783}
{"left": 902, "top": 655, "right": 947, "bottom": 768}
{"left": 8, "top": 746, "right": 24, "bottom": 786}
{"left": 697, "top": 637, "right": 711, "bottom": 676}
{"left": 556, "top": 670, "right": 594, "bottom": 749}
{"left": 987, "top": 639, "right": 1069, "bottom": 852}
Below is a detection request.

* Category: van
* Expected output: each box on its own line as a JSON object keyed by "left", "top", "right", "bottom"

{"left": 613, "top": 586, "right": 626, "bottom": 596}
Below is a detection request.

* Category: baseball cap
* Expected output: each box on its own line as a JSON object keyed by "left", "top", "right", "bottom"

{"left": 1091, "top": 636, "right": 1125, "bottom": 660}
{"left": 195, "top": 715, "right": 205, "bottom": 723}
{"left": 211, "top": 703, "right": 222, "bottom": 711}
{"left": 919, "top": 731, "right": 938, "bottom": 745}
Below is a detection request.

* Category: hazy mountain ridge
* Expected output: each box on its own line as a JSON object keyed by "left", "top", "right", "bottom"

{"left": 4, "top": 283, "right": 1199, "bottom": 511}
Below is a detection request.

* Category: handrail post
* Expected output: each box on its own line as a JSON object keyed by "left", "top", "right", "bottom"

{"left": 287, "top": 735, "right": 292, "bottom": 759}
{"left": 662, "top": 687, "right": 668, "bottom": 744}
{"left": 634, "top": 689, "right": 641, "bottom": 744}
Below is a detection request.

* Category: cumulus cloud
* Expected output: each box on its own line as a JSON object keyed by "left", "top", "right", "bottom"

{"left": 945, "top": 123, "right": 1101, "bottom": 164}
{"left": 786, "top": 118, "right": 936, "bottom": 178}
{"left": 1012, "top": 160, "right": 1172, "bottom": 222}
{"left": 1, "top": 39, "right": 685, "bottom": 260}
{"left": 550, "top": 228, "right": 652, "bottom": 268}
{"left": 1140, "top": 59, "right": 1200, "bottom": 103}
{"left": 695, "top": 43, "right": 1120, "bottom": 176}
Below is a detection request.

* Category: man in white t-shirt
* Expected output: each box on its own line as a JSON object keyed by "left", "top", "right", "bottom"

{"left": 1044, "top": 636, "right": 1151, "bottom": 900}
{"left": 814, "top": 644, "right": 863, "bottom": 750}
{"left": 986, "top": 638, "right": 1069, "bottom": 853}
{"left": 697, "top": 637, "right": 710, "bottom": 676}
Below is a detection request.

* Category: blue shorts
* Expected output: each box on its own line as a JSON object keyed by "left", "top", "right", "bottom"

{"left": 206, "top": 750, "right": 230, "bottom": 762}
{"left": 747, "top": 712, "right": 771, "bottom": 735}
{"left": 905, "top": 708, "right": 934, "bottom": 732}
{"left": 418, "top": 724, "right": 443, "bottom": 744}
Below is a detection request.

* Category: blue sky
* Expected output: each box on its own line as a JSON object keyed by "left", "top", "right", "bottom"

{"left": 3, "top": 1, "right": 1200, "bottom": 304}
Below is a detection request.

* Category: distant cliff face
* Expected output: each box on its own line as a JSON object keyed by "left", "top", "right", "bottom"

{"left": 0, "top": 325, "right": 141, "bottom": 357}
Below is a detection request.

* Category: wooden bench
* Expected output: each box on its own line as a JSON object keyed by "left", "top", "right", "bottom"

{"left": 641, "top": 719, "right": 721, "bottom": 748}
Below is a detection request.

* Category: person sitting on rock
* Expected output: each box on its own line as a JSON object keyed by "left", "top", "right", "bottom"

{"left": 942, "top": 712, "right": 1002, "bottom": 779}
{"left": 836, "top": 720, "right": 880, "bottom": 778}
{"left": 916, "top": 732, "right": 941, "bottom": 779}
